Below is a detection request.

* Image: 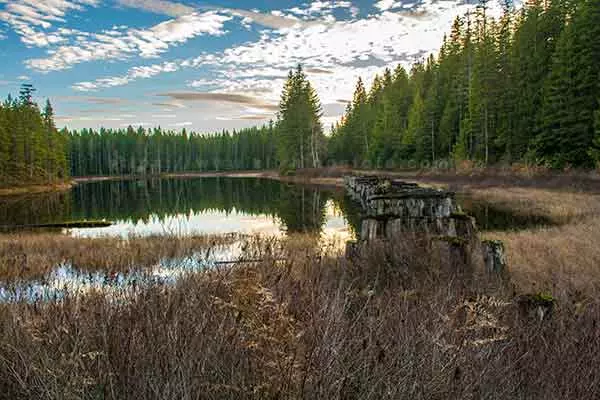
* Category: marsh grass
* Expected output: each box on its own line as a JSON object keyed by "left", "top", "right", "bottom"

{"left": 0, "top": 233, "right": 241, "bottom": 281}
{"left": 1, "top": 174, "right": 600, "bottom": 399}
{"left": 464, "top": 187, "right": 600, "bottom": 298}
{"left": 0, "top": 233, "right": 599, "bottom": 399}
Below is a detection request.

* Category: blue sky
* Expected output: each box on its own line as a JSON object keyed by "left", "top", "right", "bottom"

{"left": 0, "top": 0, "right": 503, "bottom": 132}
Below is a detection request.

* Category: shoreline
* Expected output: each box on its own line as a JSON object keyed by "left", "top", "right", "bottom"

{"left": 73, "top": 171, "right": 347, "bottom": 189}
{"left": 0, "top": 181, "right": 74, "bottom": 197}
{"left": 6, "top": 166, "right": 600, "bottom": 196}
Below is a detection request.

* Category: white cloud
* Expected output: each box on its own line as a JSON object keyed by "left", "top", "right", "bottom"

{"left": 26, "top": 12, "right": 231, "bottom": 72}
{"left": 17, "top": 75, "right": 30, "bottom": 80}
{"left": 70, "top": 1, "right": 503, "bottom": 103}
{"left": 0, "top": 0, "right": 99, "bottom": 47}
{"left": 120, "top": 122, "right": 151, "bottom": 127}
{"left": 374, "top": 0, "right": 404, "bottom": 11}
{"left": 59, "top": 0, "right": 506, "bottom": 132}
{"left": 287, "top": 1, "right": 358, "bottom": 18}
{"left": 113, "top": 0, "right": 351, "bottom": 30}
{"left": 71, "top": 61, "right": 180, "bottom": 91}
{"left": 171, "top": 121, "right": 192, "bottom": 127}
{"left": 116, "top": 0, "right": 195, "bottom": 17}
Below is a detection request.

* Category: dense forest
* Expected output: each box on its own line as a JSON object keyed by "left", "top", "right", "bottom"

{"left": 330, "top": 0, "right": 600, "bottom": 169}
{"left": 3, "top": 0, "right": 600, "bottom": 185}
{"left": 68, "top": 124, "right": 277, "bottom": 177}
{"left": 0, "top": 85, "right": 70, "bottom": 187}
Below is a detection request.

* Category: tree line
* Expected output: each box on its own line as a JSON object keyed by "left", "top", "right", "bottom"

{"left": 67, "top": 65, "right": 324, "bottom": 177}
{"left": 329, "top": 0, "right": 600, "bottom": 169}
{"left": 0, "top": 85, "right": 69, "bottom": 187}
{"left": 68, "top": 124, "right": 277, "bottom": 177}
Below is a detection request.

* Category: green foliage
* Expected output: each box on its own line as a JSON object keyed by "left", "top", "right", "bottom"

{"left": 537, "top": 0, "right": 600, "bottom": 168}
{"left": 0, "top": 85, "right": 69, "bottom": 187}
{"left": 329, "top": 0, "right": 599, "bottom": 170}
{"left": 67, "top": 123, "right": 278, "bottom": 177}
{"left": 276, "top": 65, "right": 324, "bottom": 171}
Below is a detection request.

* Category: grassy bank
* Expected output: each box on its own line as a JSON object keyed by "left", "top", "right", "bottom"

{"left": 0, "top": 234, "right": 598, "bottom": 399}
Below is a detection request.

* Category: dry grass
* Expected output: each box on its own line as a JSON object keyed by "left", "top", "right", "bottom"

{"left": 464, "top": 187, "right": 600, "bottom": 222}
{"left": 0, "top": 235, "right": 598, "bottom": 399}
{"left": 0, "top": 233, "right": 240, "bottom": 281}
{"left": 487, "top": 217, "right": 600, "bottom": 297}
{"left": 462, "top": 187, "right": 600, "bottom": 297}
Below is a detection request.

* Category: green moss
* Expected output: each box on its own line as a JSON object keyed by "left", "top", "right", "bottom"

{"left": 532, "top": 292, "right": 556, "bottom": 304}
{"left": 482, "top": 239, "right": 505, "bottom": 247}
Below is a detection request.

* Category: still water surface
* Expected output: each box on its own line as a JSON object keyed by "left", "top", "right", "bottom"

{"left": 0, "top": 177, "right": 552, "bottom": 236}
{"left": 1, "top": 178, "right": 356, "bottom": 239}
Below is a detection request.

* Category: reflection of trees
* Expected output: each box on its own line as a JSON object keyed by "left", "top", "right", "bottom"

{"left": 2, "top": 178, "right": 349, "bottom": 235}
{"left": 0, "top": 192, "right": 72, "bottom": 227}
{"left": 70, "top": 178, "right": 283, "bottom": 224}
{"left": 277, "top": 184, "right": 329, "bottom": 233}
{"left": 331, "top": 193, "right": 364, "bottom": 239}
{"left": 74, "top": 178, "right": 335, "bottom": 234}
{"left": 70, "top": 178, "right": 335, "bottom": 234}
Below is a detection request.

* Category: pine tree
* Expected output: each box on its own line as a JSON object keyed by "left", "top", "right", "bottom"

{"left": 275, "top": 65, "right": 324, "bottom": 171}
{"left": 537, "top": 0, "right": 600, "bottom": 167}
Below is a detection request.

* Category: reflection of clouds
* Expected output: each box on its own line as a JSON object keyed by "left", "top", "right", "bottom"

{"left": 0, "top": 244, "right": 243, "bottom": 303}
{"left": 70, "top": 202, "right": 355, "bottom": 244}
{"left": 73, "top": 210, "right": 300, "bottom": 238}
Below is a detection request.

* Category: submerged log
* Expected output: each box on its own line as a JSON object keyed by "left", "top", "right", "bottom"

{"left": 0, "top": 220, "right": 113, "bottom": 230}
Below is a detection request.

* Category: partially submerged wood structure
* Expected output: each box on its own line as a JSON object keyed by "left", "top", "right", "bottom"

{"left": 344, "top": 176, "right": 506, "bottom": 273}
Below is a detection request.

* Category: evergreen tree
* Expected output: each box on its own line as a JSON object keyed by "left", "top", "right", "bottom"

{"left": 276, "top": 65, "right": 324, "bottom": 171}
{"left": 537, "top": 0, "right": 600, "bottom": 167}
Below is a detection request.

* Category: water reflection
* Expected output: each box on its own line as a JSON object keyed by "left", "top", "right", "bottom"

{"left": 0, "top": 178, "right": 553, "bottom": 237}
{"left": 457, "top": 195, "right": 554, "bottom": 231}
{"left": 0, "top": 243, "right": 243, "bottom": 303}
{"left": 0, "top": 177, "right": 555, "bottom": 302}
{"left": 1, "top": 178, "right": 352, "bottom": 238}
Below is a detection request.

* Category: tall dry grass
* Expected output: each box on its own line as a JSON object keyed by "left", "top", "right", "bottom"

{"left": 0, "top": 233, "right": 240, "bottom": 281}
{"left": 0, "top": 235, "right": 598, "bottom": 399}
{"left": 467, "top": 187, "right": 600, "bottom": 298}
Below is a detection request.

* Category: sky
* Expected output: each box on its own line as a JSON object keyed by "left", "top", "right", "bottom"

{"left": 0, "top": 0, "right": 504, "bottom": 133}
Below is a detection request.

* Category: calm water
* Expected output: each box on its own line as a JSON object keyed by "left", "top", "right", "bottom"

{"left": 0, "top": 177, "right": 356, "bottom": 239}
{"left": 0, "top": 177, "right": 551, "bottom": 236}
{"left": 0, "top": 177, "right": 553, "bottom": 302}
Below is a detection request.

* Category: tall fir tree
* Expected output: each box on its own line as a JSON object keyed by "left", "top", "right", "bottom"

{"left": 537, "top": 0, "right": 600, "bottom": 167}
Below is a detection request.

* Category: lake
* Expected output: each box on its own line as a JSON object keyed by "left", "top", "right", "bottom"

{"left": 0, "top": 177, "right": 357, "bottom": 240}
{"left": 0, "top": 177, "right": 553, "bottom": 237}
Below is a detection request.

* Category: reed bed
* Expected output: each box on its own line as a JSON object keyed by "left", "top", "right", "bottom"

{"left": 0, "top": 233, "right": 241, "bottom": 281}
